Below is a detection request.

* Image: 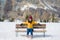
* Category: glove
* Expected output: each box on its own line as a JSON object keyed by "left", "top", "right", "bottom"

{"left": 38, "top": 23, "right": 41, "bottom": 26}
{"left": 20, "top": 23, "right": 23, "bottom": 26}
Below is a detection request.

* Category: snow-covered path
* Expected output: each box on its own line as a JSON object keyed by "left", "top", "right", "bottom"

{"left": 0, "top": 22, "right": 60, "bottom": 40}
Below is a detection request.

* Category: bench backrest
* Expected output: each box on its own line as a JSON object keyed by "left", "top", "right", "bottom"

{"left": 16, "top": 24, "right": 46, "bottom": 29}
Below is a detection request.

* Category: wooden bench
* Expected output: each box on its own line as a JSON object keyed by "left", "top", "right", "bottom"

{"left": 16, "top": 24, "right": 46, "bottom": 37}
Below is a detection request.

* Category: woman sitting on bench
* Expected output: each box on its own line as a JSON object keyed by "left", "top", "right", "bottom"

{"left": 20, "top": 15, "right": 40, "bottom": 38}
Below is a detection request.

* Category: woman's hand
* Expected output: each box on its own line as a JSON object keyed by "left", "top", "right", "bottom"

{"left": 20, "top": 23, "right": 23, "bottom": 26}
{"left": 38, "top": 23, "right": 41, "bottom": 26}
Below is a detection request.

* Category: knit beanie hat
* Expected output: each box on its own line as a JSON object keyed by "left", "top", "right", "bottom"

{"left": 28, "top": 16, "right": 32, "bottom": 19}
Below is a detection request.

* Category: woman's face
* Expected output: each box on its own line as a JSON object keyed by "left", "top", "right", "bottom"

{"left": 28, "top": 18, "right": 32, "bottom": 23}
{"left": 28, "top": 18, "right": 32, "bottom": 21}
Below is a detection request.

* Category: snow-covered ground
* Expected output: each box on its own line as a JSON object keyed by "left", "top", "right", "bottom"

{"left": 0, "top": 22, "right": 60, "bottom": 40}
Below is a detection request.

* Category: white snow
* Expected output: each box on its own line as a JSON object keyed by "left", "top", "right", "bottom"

{"left": 4, "top": 19, "right": 9, "bottom": 22}
{"left": 0, "top": 22, "right": 60, "bottom": 40}
{"left": 43, "top": 1, "right": 57, "bottom": 12}
{"left": 20, "top": 4, "right": 37, "bottom": 11}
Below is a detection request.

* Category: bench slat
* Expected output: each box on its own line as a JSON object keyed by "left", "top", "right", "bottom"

{"left": 16, "top": 26, "right": 46, "bottom": 28}
{"left": 16, "top": 30, "right": 46, "bottom": 32}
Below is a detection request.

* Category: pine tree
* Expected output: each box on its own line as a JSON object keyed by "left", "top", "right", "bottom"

{"left": 4, "top": 0, "right": 12, "bottom": 18}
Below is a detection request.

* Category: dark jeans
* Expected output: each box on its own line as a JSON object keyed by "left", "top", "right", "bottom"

{"left": 27, "top": 28, "right": 33, "bottom": 36}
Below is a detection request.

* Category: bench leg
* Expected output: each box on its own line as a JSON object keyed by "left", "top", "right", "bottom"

{"left": 16, "top": 32, "right": 18, "bottom": 37}
{"left": 43, "top": 32, "right": 45, "bottom": 37}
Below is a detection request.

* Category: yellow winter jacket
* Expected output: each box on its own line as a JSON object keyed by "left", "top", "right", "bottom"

{"left": 22, "top": 20, "right": 37, "bottom": 28}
